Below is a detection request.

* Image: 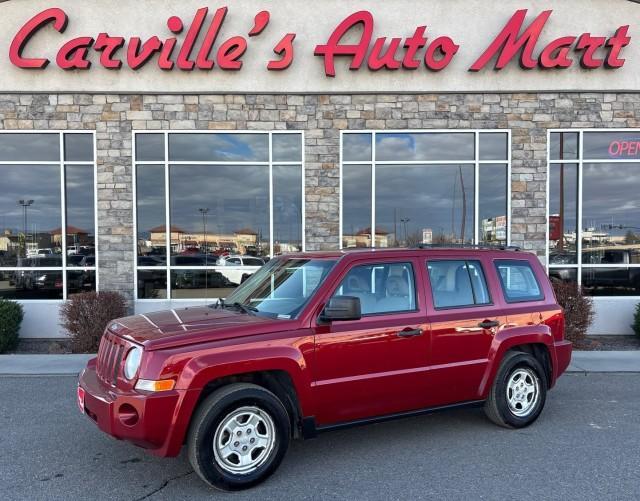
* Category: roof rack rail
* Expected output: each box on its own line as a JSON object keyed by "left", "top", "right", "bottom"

{"left": 414, "top": 243, "right": 521, "bottom": 251}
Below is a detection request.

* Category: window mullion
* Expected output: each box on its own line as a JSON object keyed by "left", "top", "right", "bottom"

{"left": 474, "top": 132, "right": 480, "bottom": 245}
{"left": 371, "top": 133, "right": 376, "bottom": 248}
{"left": 164, "top": 132, "right": 171, "bottom": 300}
{"left": 577, "top": 130, "right": 584, "bottom": 288}
{"left": 269, "top": 132, "right": 274, "bottom": 257}
{"left": 59, "top": 133, "right": 67, "bottom": 300}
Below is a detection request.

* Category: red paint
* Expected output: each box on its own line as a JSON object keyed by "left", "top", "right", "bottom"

{"left": 249, "top": 11, "right": 270, "bottom": 37}
{"left": 402, "top": 26, "right": 427, "bottom": 70}
{"left": 9, "top": 7, "right": 68, "bottom": 69}
{"left": 195, "top": 7, "right": 227, "bottom": 70}
{"left": 314, "top": 11, "right": 373, "bottom": 77}
{"left": 538, "top": 36, "right": 575, "bottom": 69}
{"left": 217, "top": 36, "right": 247, "bottom": 70}
{"left": 314, "top": 11, "right": 462, "bottom": 76}
{"left": 9, "top": 7, "right": 630, "bottom": 74}
{"left": 470, "top": 9, "right": 630, "bottom": 71}
{"left": 56, "top": 36, "right": 93, "bottom": 70}
{"left": 176, "top": 7, "right": 208, "bottom": 70}
{"left": 268, "top": 33, "right": 296, "bottom": 70}
{"left": 424, "top": 36, "right": 459, "bottom": 71}
{"left": 470, "top": 9, "right": 552, "bottom": 71}
{"left": 575, "top": 33, "right": 606, "bottom": 69}
{"left": 127, "top": 36, "right": 162, "bottom": 70}
{"left": 79, "top": 247, "right": 571, "bottom": 458}
{"left": 605, "top": 26, "right": 631, "bottom": 68}
{"left": 94, "top": 33, "right": 125, "bottom": 70}
{"left": 9, "top": 6, "right": 253, "bottom": 72}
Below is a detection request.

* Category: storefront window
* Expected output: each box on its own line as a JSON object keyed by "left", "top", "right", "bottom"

{"left": 548, "top": 130, "right": 640, "bottom": 296}
{"left": 341, "top": 131, "right": 510, "bottom": 248}
{"left": 0, "top": 132, "right": 97, "bottom": 299}
{"left": 134, "top": 131, "right": 304, "bottom": 300}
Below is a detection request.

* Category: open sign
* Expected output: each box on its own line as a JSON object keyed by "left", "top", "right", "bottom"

{"left": 609, "top": 139, "right": 640, "bottom": 157}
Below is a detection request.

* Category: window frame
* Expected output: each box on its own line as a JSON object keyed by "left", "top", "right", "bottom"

{"left": 494, "top": 259, "right": 545, "bottom": 304}
{"left": 426, "top": 259, "right": 494, "bottom": 310}
{"left": 0, "top": 130, "right": 98, "bottom": 302}
{"left": 329, "top": 260, "right": 419, "bottom": 317}
{"left": 546, "top": 128, "right": 640, "bottom": 298}
{"left": 339, "top": 129, "right": 512, "bottom": 249}
{"left": 133, "top": 130, "right": 305, "bottom": 301}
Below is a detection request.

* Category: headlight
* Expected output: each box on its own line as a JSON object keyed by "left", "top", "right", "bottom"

{"left": 123, "top": 346, "right": 142, "bottom": 380}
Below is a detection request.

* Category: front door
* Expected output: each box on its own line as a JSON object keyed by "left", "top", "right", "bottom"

{"left": 312, "top": 259, "right": 430, "bottom": 425}
{"left": 424, "top": 257, "right": 507, "bottom": 406}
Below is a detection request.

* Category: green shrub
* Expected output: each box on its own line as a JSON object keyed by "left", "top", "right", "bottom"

{"left": 632, "top": 303, "right": 640, "bottom": 339}
{"left": 0, "top": 299, "right": 24, "bottom": 353}
{"left": 60, "top": 292, "right": 128, "bottom": 353}
{"left": 552, "top": 281, "right": 594, "bottom": 344}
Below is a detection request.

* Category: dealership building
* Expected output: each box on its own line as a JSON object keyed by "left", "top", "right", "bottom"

{"left": 1, "top": 0, "right": 640, "bottom": 341}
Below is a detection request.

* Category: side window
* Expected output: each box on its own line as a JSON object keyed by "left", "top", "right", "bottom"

{"left": 495, "top": 260, "right": 543, "bottom": 302}
{"left": 333, "top": 262, "right": 416, "bottom": 315}
{"left": 427, "top": 260, "right": 491, "bottom": 309}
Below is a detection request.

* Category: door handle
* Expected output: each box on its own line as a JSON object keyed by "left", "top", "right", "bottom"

{"left": 455, "top": 327, "right": 483, "bottom": 333}
{"left": 478, "top": 320, "right": 500, "bottom": 329}
{"left": 397, "top": 328, "right": 423, "bottom": 338}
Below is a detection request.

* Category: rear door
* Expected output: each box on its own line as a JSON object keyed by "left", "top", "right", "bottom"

{"left": 424, "top": 255, "right": 507, "bottom": 406}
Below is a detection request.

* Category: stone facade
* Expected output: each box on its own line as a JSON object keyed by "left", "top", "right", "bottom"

{"left": 1, "top": 92, "right": 639, "bottom": 302}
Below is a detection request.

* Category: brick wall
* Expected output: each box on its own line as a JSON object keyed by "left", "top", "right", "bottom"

{"left": 1, "top": 92, "right": 639, "bottom": 300}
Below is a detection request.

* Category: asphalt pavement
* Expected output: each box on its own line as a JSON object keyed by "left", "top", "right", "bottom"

{"left": 1, "top": 374, "right": 639, "bottom": 500}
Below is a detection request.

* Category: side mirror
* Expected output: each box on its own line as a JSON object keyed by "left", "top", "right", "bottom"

{"left": 320, "top": 296, "right": 361, "bottom": 322}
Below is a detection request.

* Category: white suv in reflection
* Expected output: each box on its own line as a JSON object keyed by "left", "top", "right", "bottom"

{"left": 215, "top": 255, "right": 265, "bottom": 285}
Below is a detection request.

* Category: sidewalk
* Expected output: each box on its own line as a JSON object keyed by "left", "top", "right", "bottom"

{"left": 568, "top": 351, "right": 640, "bottom": 373}
{"left": 0, "top": 352, "right": 639, "bottom": 376}
{"left": 0, "top": 354, "right": 95, "bottom": 375}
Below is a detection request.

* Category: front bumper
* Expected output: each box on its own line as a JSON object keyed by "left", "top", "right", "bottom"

{"left": 78, "top": 358, "right": 198, "bottom": 457}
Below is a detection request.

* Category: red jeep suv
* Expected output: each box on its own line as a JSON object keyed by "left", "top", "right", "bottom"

{"left": 78, "top": 247, "right": 572, "bottom": 490}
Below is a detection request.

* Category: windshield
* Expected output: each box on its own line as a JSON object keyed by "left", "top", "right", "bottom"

{"left": 224, "top": 258, "right": 337, "bottom": 319}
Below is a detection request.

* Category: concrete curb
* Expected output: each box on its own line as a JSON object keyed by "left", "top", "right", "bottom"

{"left": 0, "top": 351, "right": 639, "bottom": 376}
{"left": 0, "top": 354, "right": 95, "bottom": 376}
{"left": 567, "top": 351, "right": 640, "bottom": 373}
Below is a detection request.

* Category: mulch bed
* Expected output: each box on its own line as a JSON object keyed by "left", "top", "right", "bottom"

{"left": 573, "top": 335, "right": 640, "bottom": 351}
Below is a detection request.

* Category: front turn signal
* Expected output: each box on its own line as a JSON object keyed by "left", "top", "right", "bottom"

{"left": 135, "top": 379, "right": 176, "bottom": 392}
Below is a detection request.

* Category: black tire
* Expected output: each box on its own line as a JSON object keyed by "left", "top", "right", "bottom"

{"left": 484, "top": 351, "right": 548, "bottom": 429}
{"left": 187, "top": 383, "right": 290, "bottom": 491}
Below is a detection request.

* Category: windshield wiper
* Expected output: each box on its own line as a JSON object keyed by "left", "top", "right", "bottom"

{"left": 230, "top": 302, "right": 258, "bottom": 316}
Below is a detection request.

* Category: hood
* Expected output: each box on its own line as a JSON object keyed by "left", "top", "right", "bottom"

{"left": 108, "top": 305, "right": 291, "bottom": 350}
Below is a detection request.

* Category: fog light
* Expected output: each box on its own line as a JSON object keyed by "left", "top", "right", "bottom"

{"left": 118, "top": 403, "right": 139, "bottom": 427}
{"left": 135, "top": 379, "right": 175, "bottom": 392}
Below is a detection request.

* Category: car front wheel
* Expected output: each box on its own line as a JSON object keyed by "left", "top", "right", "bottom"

{"left": 187, "top": 383, "right": 290, "bottom": 491}
{"left": 484, "top": 351, "right": 547, "bottom": 428}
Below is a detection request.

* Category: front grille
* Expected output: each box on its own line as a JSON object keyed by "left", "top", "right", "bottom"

{"left": 96, "top": 331, "right": 128, "bottom": 386}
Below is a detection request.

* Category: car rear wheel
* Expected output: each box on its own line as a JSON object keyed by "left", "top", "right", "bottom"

{"left": 484, "top": 351, "right": 547, "bottom": 428}
{"left": 187, "top": 383, "right": 290, "bottom": 491}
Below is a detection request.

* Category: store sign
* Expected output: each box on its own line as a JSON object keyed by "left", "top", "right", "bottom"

{"left": 8, "top": 7, "right": 631, "bottom": 75}
{"left": 608, "top": 138, "right": 640, "bottom": 157}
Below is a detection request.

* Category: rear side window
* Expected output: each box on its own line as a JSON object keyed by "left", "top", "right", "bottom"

{"left": 495, "top": 260, "right": 544, "bottom": 302}
{"left": 427, "top": 260, "right": 491, "bottom": 309}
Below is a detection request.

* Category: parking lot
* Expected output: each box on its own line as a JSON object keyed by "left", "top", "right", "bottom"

{"left": 1, "top": 374, "right": 639, "bottom": 500}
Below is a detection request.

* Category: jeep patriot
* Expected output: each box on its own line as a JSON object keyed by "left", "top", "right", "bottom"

{"left": 78, "top": 247, "right": 572, "bottom": 490}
